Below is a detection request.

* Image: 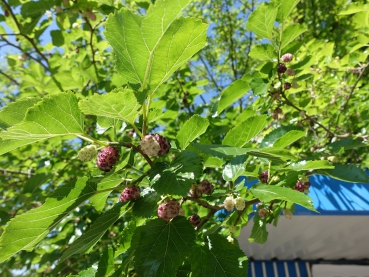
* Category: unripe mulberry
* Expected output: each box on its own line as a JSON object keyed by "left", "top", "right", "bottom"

{"left": 224, "top": 196, "right": 235, "bottom": 212}
{"left": 259, "top": 171, "right": 269, "bottom": 184}
{"left": 157, "top": 199, "right": 180, "bottom": 222}
{"left": 140, "top": 134, "right": 171, "bottom": 157}
{"left": 281, "top": 53, "right": 293, "bottom": 63}
{"left": 96, "top": 146, "right": 119, "bottom": 172}
{"left": 283, "top": 209, "right": 293, "bottom": 219}
{"left": 277, "top": 63, "right": 287, "bottom": 74}
{"left": 78, "top": 145, "right": 97, "bottom": 162}
{"left": 197, "top": 180, "right": 214, "bottom": 196}
{"left": 234, "top": 197, "right": 245, "bottom": 211}
{"left": 189, "top": 214, "right": 201, "bottom": 226}
{"left": 285, "top": 68, "right": 295, "bottom": 76}
{"left": 258, "top": 208, "right": 267, "bottom": 219}
{"left": 119, "top": 186, "right": 140, "bottom": 202}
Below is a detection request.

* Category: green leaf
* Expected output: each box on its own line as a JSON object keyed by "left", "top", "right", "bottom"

{"left": 216, "top": 80, "right": 250, "bottom": 115}
{"left": 190, "top": 234, "right": 248, "bottom": 277}
{"left": 326, "top": 138, "right": 367, "bottom": 153}
{"left": 0, "top": 97, "right": 40, "bottom": 129}
{"left": 21, "top": 0, "right": 56, "bottom": 17}
{"left": 176, "top": 115, "right": 209, "bottom": 149}
{"left": 0, "top": 177, "right": 97, "bottom": 263}
{"left": 60, "top": 202, "right": 129, "bottom": 262}
{"left": 148, "top": 108, "right": 165, "bottom": 123}
{"left": 78, "top": 88, "right": 140, "bottom": 125}
{"left": 249, "top": 214, "right": 268, "bottom": 244}
{"left": 281, "top": 24, "right": 307, "bottom": 50}
{"left": 96, "top": 247, "right": 115, "bottom": 277}
{"left": 132, "top": 189, "right": 161, "bottom": 218}
{"left": 272, "top": 130, "right": 306, "bottom": 148}
{"left": 338, "top": 3, "right": 369, "bottom": 15}
{"left": 75, "top": 268, "right": 97, "bottom": 277}
{"left": 250, "top": 185, "right": 317, "bottom": 212}
{"left": 248, "top": 44, "right": 276, "bottom": 61}
{"left": 135, "top": 217, "right": 196, "bottom": 277}
{"left": 275, "top": 0, "right": 300, "bottom": 22}
{"left": 0, "top": 92, "right": 84, "bottom": 155}
{"left": 223, "top": 115, "right": 269, "bottom": 147}
{"left": 250, "top": 148, "right": 296, "bottom": 163}
{"left": 246, "top": 2, "right": 278, "bottom": 40}
{"left": 317, "top": 164, "right": 369, "bottom": 183}
{"left": 149, "top": 151, "right": 202, "bottom": 196}
{"left": 260, "top": 126, "right": 304, "bottom": 148}
{"left": 50, "top": 30, "right": 64, "bottom": 47}
{"left": 222, "top": 155, "right": 247, "bottom": 182}
{"left": 105, "top": 1, "right": 208, "bottom": 93}
{"left": 284, "top": 160, "right": 334, "bottom": 171}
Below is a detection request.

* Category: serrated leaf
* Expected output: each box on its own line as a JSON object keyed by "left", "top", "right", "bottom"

{"left": 78, "top": 88, "right": 140, "bottom": 125}
{"left": 285, "top": 160, "right": 334, "bottom": 171}
{"left": 317, "top": 164, "right": 369, "bottom": 183}
{"left": 176, "top": 115, "right": 209, "bottom": 149}
{"left": 190, "top": 234, "right": 248, "bottom": 277}
{"left": 275, "top": 0, "right": 300, "bottom": 22}
{"left": 249, "top": 214, "right": 268, "bottom": 244}
{"left": 0, "top": 92, "right": 84, "bottom": 155}
{"left": 60, "top": 202, "right": 129, "bottom": 262}
{"left": 0, "top": 97, "right": 40, "bottom": 129}
{"left": 132, "top": 189, "right": 161, "bottom": 218}
{"left": 96, "top": 247, "right": 115, "bottom": 277}
{"left": 0, "top": 177, "right": 97, "bottom": 263}
{"left": 327, "top": 138, "right": 367, "bottom": 153}
{"left": 135, "top": 217, "right": 196, "bottom": 277}
{"left": 216, "top": 80, "right": 250, "bottom": 115}
{"left": 246, "top": 2, "right": 278, "bottom": 40}
{"left": 105, "top": 1, "right": 208, "bottom": 93}
{"left": 192, "top": 144, "right": 295, "bottom": 162}
{"left": 272, "top": 130, "right": 305, "bottom": 148}
{"left": 260, "top": 126, "right": 304, "bottom": 148}
{"left": 148, "top": 108, "right": 165, "bottom": 123}
{"left": 222, "top": 156, "right": 247, "bottom": 182}
{"left": 250, "top": 185, "right": 317, "bottom": 212}
{"left": 149, "top": 151, "right": 202, "bottom": 196}
{"left": 223, "top": 115, "right": 269, "bottom": 147}
{"left": 248, "top": 44, "right": 276, "bottom": 61}
{"left": 281, "top": 24, "right": 307, "bottom": 50}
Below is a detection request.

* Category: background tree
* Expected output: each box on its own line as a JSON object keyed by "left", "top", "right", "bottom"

{"left": 0, "top": 0, "right": 368, "bottom": 276}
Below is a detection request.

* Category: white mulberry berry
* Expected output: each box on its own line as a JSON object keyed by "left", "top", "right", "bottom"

{"left": 224, "top": 196, "right": 235, "bottom": 212}
{"left": 78, "top": 145, "right": 97, "bottom": 162}
{"left": 234, "top": 197, "right": 245, "bottom": 211}
{"left": 96, "top": 146, "right": 119, "bottom": 172}
{"left": 281, "top": 53, "right": 293, "bottom": 63}
{"left": 119, "top": 186, "right": 140, "bottom": 202}
{"left": 140, "top": 134, "right": 171, "bottom": 157}
{"left": 157, "top": 199, "right": 180, "bottom": 222}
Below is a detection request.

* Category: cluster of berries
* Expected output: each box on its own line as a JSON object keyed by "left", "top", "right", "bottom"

{"left": 277, "top": 53, "right": 295, "bottom": 90}
{"left": 190, "top": 180, "right": 215, "bottom": 198}
{"left": 223, "top": 196, "right": 245, "bottom": 212}
{"left": 294, "top": 180, "right": 311, "bottom": 193}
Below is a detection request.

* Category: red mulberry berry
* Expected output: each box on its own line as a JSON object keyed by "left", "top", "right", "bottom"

{"left": 157, "top": 199, "right": 180, "bottom": 222}
{"left": 277, "top": 63, "right": 287, "bottom": 74}
{"left": 259, "top": 171, "right": 269, "bottom": 184}
{"left": 189, "top": 214, "right": 201, "bottom": 226}
{"left": 119, "top": 186, "right": 140, "bottom": 202}
{"left": 284, "top": 82, "right": 292, "bottom": 90}
{"left": 294, "top": 180, "right": 305, "bottom": 192}
{"left": 96, "top": 146, "right": 119, "bottom": 172}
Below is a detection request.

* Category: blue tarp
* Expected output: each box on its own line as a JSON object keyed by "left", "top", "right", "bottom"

{"left": 248, "top": 260, "right": 312, "bottom": 277}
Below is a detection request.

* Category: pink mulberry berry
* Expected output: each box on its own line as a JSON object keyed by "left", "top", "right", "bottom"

{"left": 157, "top": 199, "right": 180, "bottom": 222}
{"left": 119, "top": 186, "right": 141, "bottom": 202}
{"left": 96, "top": 146, "right": 119, "bottom": 172}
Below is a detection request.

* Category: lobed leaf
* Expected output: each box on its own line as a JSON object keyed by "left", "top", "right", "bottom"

{"left": 149, "top": 151, "right": 203, "bottom": 196}
{"left": 190, "top": 234, "right": 248, "bottom": 277}
{"left": 135, "top": 217, "right": 196, "bottom": 277}
{"left": 105, "top": 1, "right": 208, "bottom": 93}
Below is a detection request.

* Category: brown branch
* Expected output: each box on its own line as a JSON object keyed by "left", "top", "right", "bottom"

{"left": 195, "top": 209, "right": 217, "bottom": 231}
{"left": 109, "top": 141, "right": 153, "bottom": 167}
{"left": 183, "top": 196, "right": 224, "bottom": 211}
{"left": 198, "top": 55, "right": 222, "bottom": 92}
{"left": 0, "top": 71, "right": 19, "bottom": 85}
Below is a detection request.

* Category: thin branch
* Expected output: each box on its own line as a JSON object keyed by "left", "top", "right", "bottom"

{"left": 198, "top": 55, "right": 222, "bottom": 92}
{"left": 0, "top": 71, "right": 19, "bottom": 85}
{"left": 183, "top": 196, "right": 223, "bottom": 211}
{"left": 195, "top": 209, "right": 217, "bottom": 231}
{"left": 109, "top": 141, "right": 153, "bottom": 167}
{"left": 0, "top": 168, "right": 35, "bottom": 177}
{"left": 224, "top": 4, "right": 238, "bottom": 80}
{"left": 341, "top": 62, "right": 369, "bottom": 111}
